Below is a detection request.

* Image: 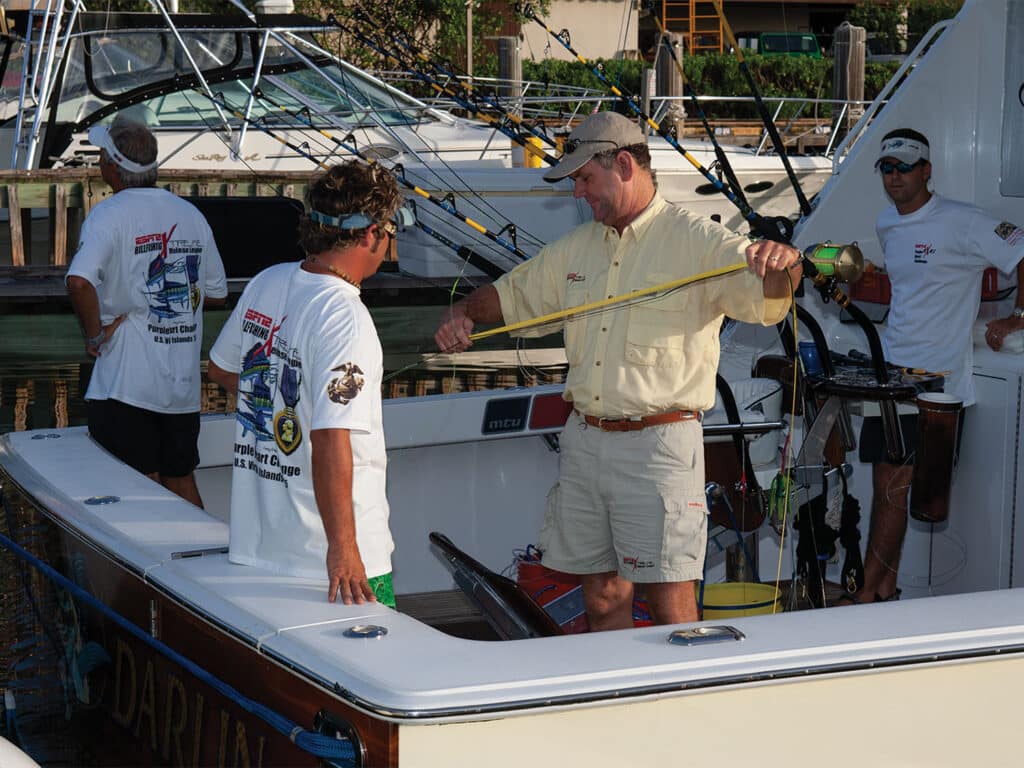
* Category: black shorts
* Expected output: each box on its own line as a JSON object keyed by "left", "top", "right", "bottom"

{"left": 87, "top": 399, "right": 200, "bottom": 477}
{"left": 859, "top": 409, "right": 966, "bottom": 465}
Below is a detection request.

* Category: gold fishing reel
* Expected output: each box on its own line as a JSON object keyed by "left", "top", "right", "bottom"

{"left": 802, "top": 242, "right": 864, "bottom": 283}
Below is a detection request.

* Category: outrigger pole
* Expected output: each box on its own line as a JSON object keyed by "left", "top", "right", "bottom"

{"left": 351, "top": 8, "right": 560, "bottom": 152}
{"left": 641, "top": 0, "right": 752, "bottom": 213}
{"left": 709, "top": 0, "right": 814, "bottom": 217}
{"left": 518, "top": 3, "right": 793, "bottom": 242}
{"left": 332, "top": 14, "right": 558, "bottom": 167}
{"left": 196, "top": 89, "right": 515, "bottom": 279}
{"left": 246, "top": 87, "right": 532, "bottom": 263}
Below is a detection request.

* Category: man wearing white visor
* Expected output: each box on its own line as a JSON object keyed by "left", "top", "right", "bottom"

{"left": 66, "top": 115, "right": 227, "bottom": 507}
{"left": 847, "top": 128, "right": 1024, "bottom": 605}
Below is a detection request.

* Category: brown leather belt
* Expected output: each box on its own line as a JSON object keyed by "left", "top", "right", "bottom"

{"left": 576, "top": 409, "right": 702, "bottom": 432}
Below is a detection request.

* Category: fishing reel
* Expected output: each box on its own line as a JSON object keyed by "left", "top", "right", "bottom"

{"left": 801, "top": 242, "right": 864, "bottom": 284}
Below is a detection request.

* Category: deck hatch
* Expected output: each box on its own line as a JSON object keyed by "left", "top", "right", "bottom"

{"left": 668, "top": 626, "right": 745, "bottom": 646}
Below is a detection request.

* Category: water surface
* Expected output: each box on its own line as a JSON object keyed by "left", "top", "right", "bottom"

{"left": 0, "top": 307, "right": 567, "bottom": 433}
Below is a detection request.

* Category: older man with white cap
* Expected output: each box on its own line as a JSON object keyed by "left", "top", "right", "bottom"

{"left": 847, "top": 127, "right": 1024, "bottom": 605}
{"left": 435, "top": 110, "right": 802, "bottom": 630}
{"left": 66, "top": 114, "right": 227, "bottom": 507}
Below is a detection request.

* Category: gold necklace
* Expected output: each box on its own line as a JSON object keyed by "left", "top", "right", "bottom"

{"left": 307, "top": 255, "right": 360, "bottom": 289}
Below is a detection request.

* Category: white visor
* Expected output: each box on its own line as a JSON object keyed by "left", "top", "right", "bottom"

{"left": 876, "top": 136, "right": 930, "bottom": 168}
{"left": 88, "top": 125, "right": 158, "bottom": 174}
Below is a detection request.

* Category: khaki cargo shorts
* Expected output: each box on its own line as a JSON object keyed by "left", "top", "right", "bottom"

{"left": 538, "top": 411, "right": 707, "bottom": 583}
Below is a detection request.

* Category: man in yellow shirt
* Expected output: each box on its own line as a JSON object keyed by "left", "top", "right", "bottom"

{"left": 435, "top": 112, "right": 801, "bottom": 629}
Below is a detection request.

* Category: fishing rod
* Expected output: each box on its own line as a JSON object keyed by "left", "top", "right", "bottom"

{"left": 518, "top": 3, "right": 793, "bottom": 242}
{"left": 642, "top": 0, "right": 751, "bottom": 212}
{"left": 195, "top": 88, "right": 511, "bottom": 279}
{"left": 709, "top": 0, "right": 813, "bottom": 218}
{"left": 330, "top": 14, "right": 559, "bottom": 168}
{"left": 469, "top": 243, "right": 865, "bottom": 342}
{"left": 469, "top": 262, "right": 748, "bottom": 341}
{"left": 245, "top": 86, "right": 535, "bottom": 264}
{"left": 355, "top": 9, "right": 560, "bottom": 151}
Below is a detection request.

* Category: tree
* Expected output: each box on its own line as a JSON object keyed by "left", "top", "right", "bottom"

{"left": 907, "top": 0, "right": 964, "bottom": 47}
{"left": 847, "top": 0, "right": 964, "bottom": 54}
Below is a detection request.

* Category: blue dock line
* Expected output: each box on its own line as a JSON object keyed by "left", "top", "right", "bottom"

{"left": 0, "top": 512, "right": 356, "bottom": 765}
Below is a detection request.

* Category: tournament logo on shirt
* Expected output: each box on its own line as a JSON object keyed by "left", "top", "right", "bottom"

{"left": 995, "top": 222, "right": 1024, "bottom": 246}
{"left": 237, "top": 315, "right": 286, "bottom": 441}
{"left": 273, "top": 364, "right": 302, "bottom": 455}
{"left": 913, "top": 242, "right": 935, "bottom": 264}
{"left": 327, "top": 362, "right": 365, "bottom": 405}
{"left": 141, "top": 224, "right": 205, "bottom": 322}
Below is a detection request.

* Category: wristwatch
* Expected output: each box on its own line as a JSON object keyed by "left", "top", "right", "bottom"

{"left": 1012, "top": 307, "right": 1024, "bottom": 320}
{"left": 86, "top": 329, "right": 106, "bottom": 346}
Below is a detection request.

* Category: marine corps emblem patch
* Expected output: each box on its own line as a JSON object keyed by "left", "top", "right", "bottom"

{"left": 995, "top": 221, "right": 1023, "bottom": 245}
{"left": 328, "top": 362, "right": 365, "bottom": 404}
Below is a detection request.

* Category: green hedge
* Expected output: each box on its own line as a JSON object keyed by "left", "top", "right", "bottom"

{"left": 476, "top": 55, "right": 902, "bottom": 120}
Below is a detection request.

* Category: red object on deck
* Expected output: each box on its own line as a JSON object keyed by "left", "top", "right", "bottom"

{"left": 529, "top": 393, "right": 573, "bottom": 430}
{"left": 516, "top": 557, "right": 653, "bottom": 631}
{"left": 851, "top": 268, "right": 1000, "bottom": 304}
{"left": 981, "top": 267, "right": 1000, "bottom": 300}
{"left": 850, "top": 270, "right": 892, "bottom": 304}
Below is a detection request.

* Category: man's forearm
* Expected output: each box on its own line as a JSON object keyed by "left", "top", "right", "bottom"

{"left": 207, "top": 360, "right": 239, "bottom": 395}
{"left": 67, "top": 277, "right": 103, "bottom": 338}
{"left": 763, "top": 263, "right": 803, "bottom": 299}
{"left": 310, "top": 429, "right": 358, "bottom": 553}
{"left": 1014, "top": 258, "right": 1024, "bottom": 313}
{"left": 459, "top": 284, "right": 504, "bottom": 325}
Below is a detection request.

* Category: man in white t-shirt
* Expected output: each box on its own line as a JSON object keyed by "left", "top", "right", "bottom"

{"left": 66, "top": 116, "right": 227, "bottom": 507}
{"left": 208, "top": 160, "right": 406, "bottom": 607}
{"left": 849, "top": 128, "right": 1024, "bottom": 604}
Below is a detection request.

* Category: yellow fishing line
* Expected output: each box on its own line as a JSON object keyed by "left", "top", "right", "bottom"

{"left": 469, "top": 261, "right": 750, "bottom": 342}
{"left": 773, "top": 275, "right": 800, "bottom": 613}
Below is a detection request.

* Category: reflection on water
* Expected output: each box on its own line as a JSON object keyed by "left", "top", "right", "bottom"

{"left": 0, "top": 309, "right": 568, "bottom": 433}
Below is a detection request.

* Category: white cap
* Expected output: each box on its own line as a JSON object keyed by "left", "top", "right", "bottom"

{"left": 876, "top": 134, "right": 930, "bottom": 167}
{"left": 87, "top": 125, "right": 158, "bottom": 174}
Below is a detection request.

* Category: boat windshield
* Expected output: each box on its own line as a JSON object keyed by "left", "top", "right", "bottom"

{"left": 0, "top": 40, "right": 24, "bottom": 123}
{"left": 52, "top": 27, "right": 426, "bottom": 128}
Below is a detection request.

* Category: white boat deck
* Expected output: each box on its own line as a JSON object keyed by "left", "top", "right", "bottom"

{"left": 5, "top": 390, "right": 1024, "bottom": 723}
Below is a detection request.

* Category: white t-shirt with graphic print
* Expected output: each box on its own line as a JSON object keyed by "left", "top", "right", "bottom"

{"left": 877, "top": 194, "right": 1024, "bottom": 406}
{"left": 209, "top": 262, "right": 393, "bottom": 580}
{"left": 67, "top": 187, "right": 227, "bottom": 413}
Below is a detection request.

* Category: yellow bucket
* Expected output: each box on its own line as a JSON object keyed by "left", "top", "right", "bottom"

{"left": 700, "top": 582, "right": 780, "bottom": 619}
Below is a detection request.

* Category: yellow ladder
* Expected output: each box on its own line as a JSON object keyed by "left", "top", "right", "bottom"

{"left": 661, "top": 0, "right": 723, "bottom": 54}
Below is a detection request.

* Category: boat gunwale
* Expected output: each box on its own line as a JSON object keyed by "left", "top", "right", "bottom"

{"left": 5, "top": 417, "right": 1024, "bottom": 723}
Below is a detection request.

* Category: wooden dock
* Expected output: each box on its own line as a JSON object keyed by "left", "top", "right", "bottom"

{"left": 0, "top": 168, "right": 459, "bottom": 308}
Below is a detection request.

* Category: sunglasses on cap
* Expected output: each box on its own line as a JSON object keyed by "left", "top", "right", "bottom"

{"left": 309, "top": 204, "right": 415, "bottom": 233}
{"left": 564, "top": 138, "right": 621, "bottom": 155}
{"left": 879, "top": 159, "right": 925, "bottom": 175}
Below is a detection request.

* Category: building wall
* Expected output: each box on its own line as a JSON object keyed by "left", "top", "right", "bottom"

{"left": 519, "top": 0, "right": 640, "bottom": 62}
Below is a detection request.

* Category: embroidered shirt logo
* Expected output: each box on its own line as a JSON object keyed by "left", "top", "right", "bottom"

{"left": 327, "top": 362, "right": 365, "bottom": 404}
{"left": 913, "top": 242, "right": 934, "bottom": 263}
{"left": 566, "top": 272, "right": 586, "bottom": 283}
{"left": 996, "top": 221, "right": 1024, "bottom": 246}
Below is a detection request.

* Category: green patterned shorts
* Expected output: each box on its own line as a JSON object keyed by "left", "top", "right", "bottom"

{"left": 368, "top": 572, "right": 396, "bottom": 608}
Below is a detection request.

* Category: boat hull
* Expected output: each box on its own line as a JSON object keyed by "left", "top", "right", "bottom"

{"left": 0, "top": 475, "right": 397, "bottom": 766}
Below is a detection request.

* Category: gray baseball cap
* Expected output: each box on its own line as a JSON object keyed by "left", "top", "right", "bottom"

{"left": 543, "top": 111, "right": 646, "bottom": 182}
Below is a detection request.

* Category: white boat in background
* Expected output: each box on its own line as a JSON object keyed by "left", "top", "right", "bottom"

{"left": 4, "top": 1, "right": 1024, "bottom": 765}
{"left": 0, "top": 0, "right": 832, "bottom": 279}
{"left": 0, "top": 735, "right": 40, "bottom": 768}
